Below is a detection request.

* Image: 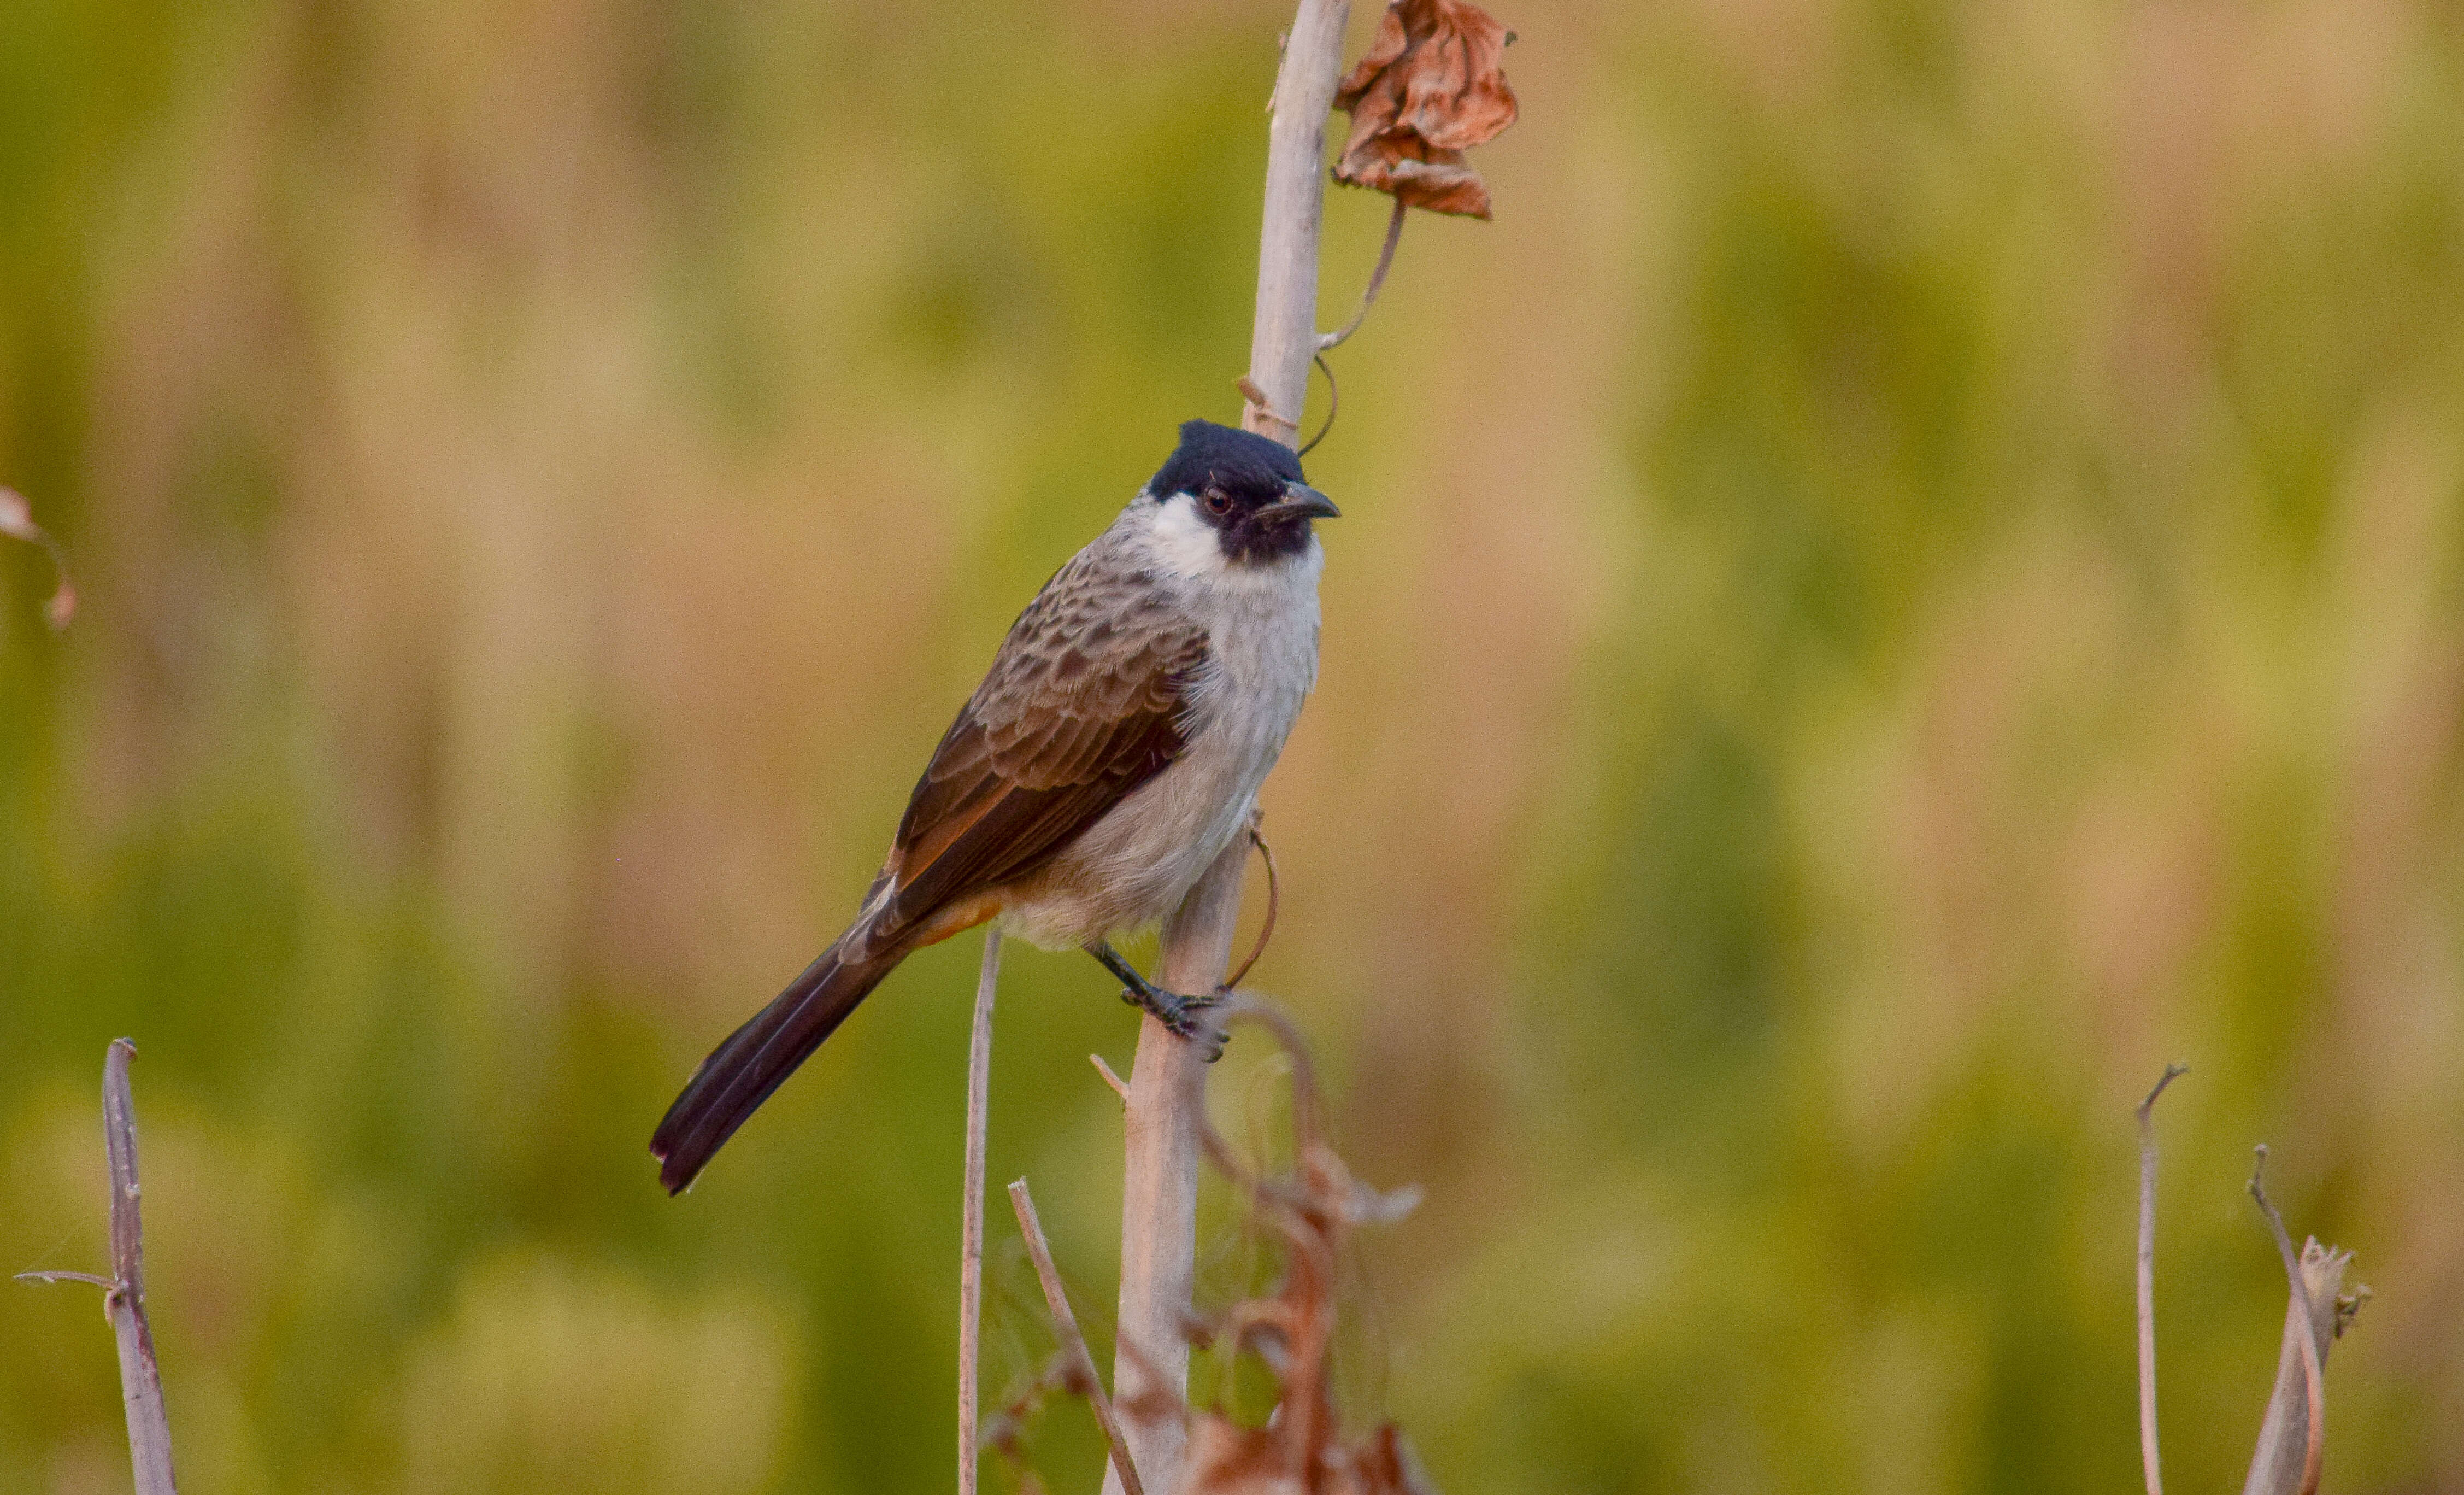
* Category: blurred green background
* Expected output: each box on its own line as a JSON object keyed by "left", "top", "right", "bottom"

{"left": 5, "top": 0, "right": 2463, "bottom": 1490}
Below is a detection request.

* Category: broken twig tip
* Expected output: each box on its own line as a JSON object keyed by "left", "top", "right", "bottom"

{"left": 2137, "top": 1063, "right": 2188, "bottom": 1120}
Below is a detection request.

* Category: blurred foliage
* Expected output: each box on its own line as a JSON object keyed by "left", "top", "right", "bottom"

{"left": 5, "top": 0, "right": 2464, "bottom": 1492}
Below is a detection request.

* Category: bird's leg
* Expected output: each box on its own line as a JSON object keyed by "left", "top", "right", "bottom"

{"left": 1085, "top": 941, "right": 1226, "bottom": 1060}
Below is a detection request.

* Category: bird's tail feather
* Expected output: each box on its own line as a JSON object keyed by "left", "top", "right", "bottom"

{"left": 652, "top": 931, "right": 901, "bottom": 1194}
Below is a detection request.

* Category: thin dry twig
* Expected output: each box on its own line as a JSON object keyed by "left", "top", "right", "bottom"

{"left": 1008, "top": 1180, "right": 1147, "bottom": 1495}
{"left": 17, "top": 1270, "right": 120, "bottom": 1290}
{"left": 1225, "top": 822, "right": 1284, "bottom": 991}
{"left": 1300, "top": 353, "right": 1340, "bottom": 458}
{"left": 1318, "top": 197, "right": 1408, "bottom": 352}
{"left": 2135, "top": 1063, "right": 2187, "bottom": 1495}
{"left": 2247, "top": 1147, "right": 2325, "bottom": 1495}
{"left": 1091, "top": 1053, "right": 1133, "bottom": 1103}
{"left": 14, "top": 1041, "right": 177, "bottom": 1493}
{"left": 960, "top": 932, "right": 1002, "bottom": 1495}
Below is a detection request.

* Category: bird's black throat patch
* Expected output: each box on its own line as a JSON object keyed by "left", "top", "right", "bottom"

{"left": 1150, "top": 419, "right": 1319, "bottom": 566}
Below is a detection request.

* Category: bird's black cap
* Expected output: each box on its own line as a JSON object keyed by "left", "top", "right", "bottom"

{"left": 1149, "top": 419, "right": 1306, "bottom": 500}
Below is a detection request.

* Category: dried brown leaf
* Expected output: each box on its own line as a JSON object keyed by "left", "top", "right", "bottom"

{"left": 1333, "top": 0, "right": 1519, "bottom": 218}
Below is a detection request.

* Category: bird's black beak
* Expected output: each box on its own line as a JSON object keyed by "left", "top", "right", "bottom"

{"left": 1261, "top": 482, "right": 1340, "bottom": 523}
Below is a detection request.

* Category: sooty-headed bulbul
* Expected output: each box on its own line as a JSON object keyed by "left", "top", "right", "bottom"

{"left": 651, "top": 419, "right": 1338, "bottom": 1193}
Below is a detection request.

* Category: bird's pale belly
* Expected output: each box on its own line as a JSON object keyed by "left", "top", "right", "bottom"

{"left": 993, "top": 718, "right": 1278, "bottom": 949}
{"left": 908, "top": 525, "right": 1320, "bottom": 956}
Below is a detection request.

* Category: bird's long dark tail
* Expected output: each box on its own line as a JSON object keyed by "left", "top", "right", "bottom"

{"left": 652, "top": 930, "right": 903, "bottom": 1194}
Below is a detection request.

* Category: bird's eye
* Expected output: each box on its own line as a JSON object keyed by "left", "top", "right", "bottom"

{"left": 1203, "top": 490, "right": 1233, "bottom": 517}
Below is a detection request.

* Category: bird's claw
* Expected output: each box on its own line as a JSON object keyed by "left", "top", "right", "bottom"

{"left": 1118, "top": 984, "right": 1228, "bottom": 1061}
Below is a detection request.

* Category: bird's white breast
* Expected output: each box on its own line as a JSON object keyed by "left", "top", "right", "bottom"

{"left": 995, "top": 493, "right": 1324, "bottom": 948}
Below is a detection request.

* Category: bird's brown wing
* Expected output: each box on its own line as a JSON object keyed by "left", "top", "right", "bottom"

{"left": 871, "top": 551, "right": 1208, "bottom": 942}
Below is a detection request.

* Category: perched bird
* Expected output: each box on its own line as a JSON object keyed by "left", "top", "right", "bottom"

{"left": 652, "top": 419, "right": 1339, "bottom": 1193}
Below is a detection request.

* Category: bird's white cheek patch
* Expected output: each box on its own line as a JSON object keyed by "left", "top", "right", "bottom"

{"left": 1149, "top": 493, "right": 1229, "bottom": 578}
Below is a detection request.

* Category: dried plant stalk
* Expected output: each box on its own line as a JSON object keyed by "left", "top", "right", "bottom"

{"left": 15, "top": 1040, "right": 178, "bottom": 1493}
{"left": 1008, "top": 1180, "right": 1145, "bottom": 1495}
{"left": 103, "top": 1041, "right": 177, "bottom": 1493}
{"left": 2131, "top": 1075, "right": 2366, "bottom": 1495}
{"left": 1107, "top": 836, "right": 1247, "bottom": 1495}
{"left": 1117, "top": 0, "right": 1368, "bottom": 1420}
{"left": 1240, "top": 0, "right": 1355, "bottom": 445}
{"left": 2135, "top": 1064, "right": 2186, "bottom": 1495}
{"left": 1013, "top": 995, "right": 1434, "bottom": 1494}
{"left": 2242, "top": 1150, "right": 2356, "bottom": 1495}
{"left": 960, "top": 932, "right": 1002, "bottom": 1495}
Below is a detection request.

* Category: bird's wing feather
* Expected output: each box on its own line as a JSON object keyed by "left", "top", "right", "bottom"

{"left": 873, "top": 549, "right": 1207, "bottom": 939}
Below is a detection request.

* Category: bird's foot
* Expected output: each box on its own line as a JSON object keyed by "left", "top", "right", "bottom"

{"left": 1087, "top": 942, "right": 1228, "bottom": 1060}
{"left": 1119, "top": 982, "right": 1227, "bottom": 1058}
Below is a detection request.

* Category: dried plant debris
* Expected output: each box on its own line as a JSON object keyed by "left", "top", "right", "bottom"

{"left": 1187, "top": 1396, "right": 1438, "bottom": 1494}
{"left": 1333, "top": 0, "right": 1520, "bottom": 219}
{"left": 1180, "top": 999, "right": 1432, "bottom": 1493}
{"left": 0, "top": 486, "right": 76, "bottom": 629}
{"left": 1001, "top": 995, "right": 1434, "bottom": 1493}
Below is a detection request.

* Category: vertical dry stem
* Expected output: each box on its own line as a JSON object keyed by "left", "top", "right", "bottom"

{"left": 1106, "top": 838, "right": 1245, "bottom": 1495}
{"left": 960, "top": 932, "right": 1002, "bottom": 1495}
{"left": 1108, "top": 5, "right": 1349, "bottom": 1490}
{"left": 1241, "top": 0, "right": 1354, "bottom": 444}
